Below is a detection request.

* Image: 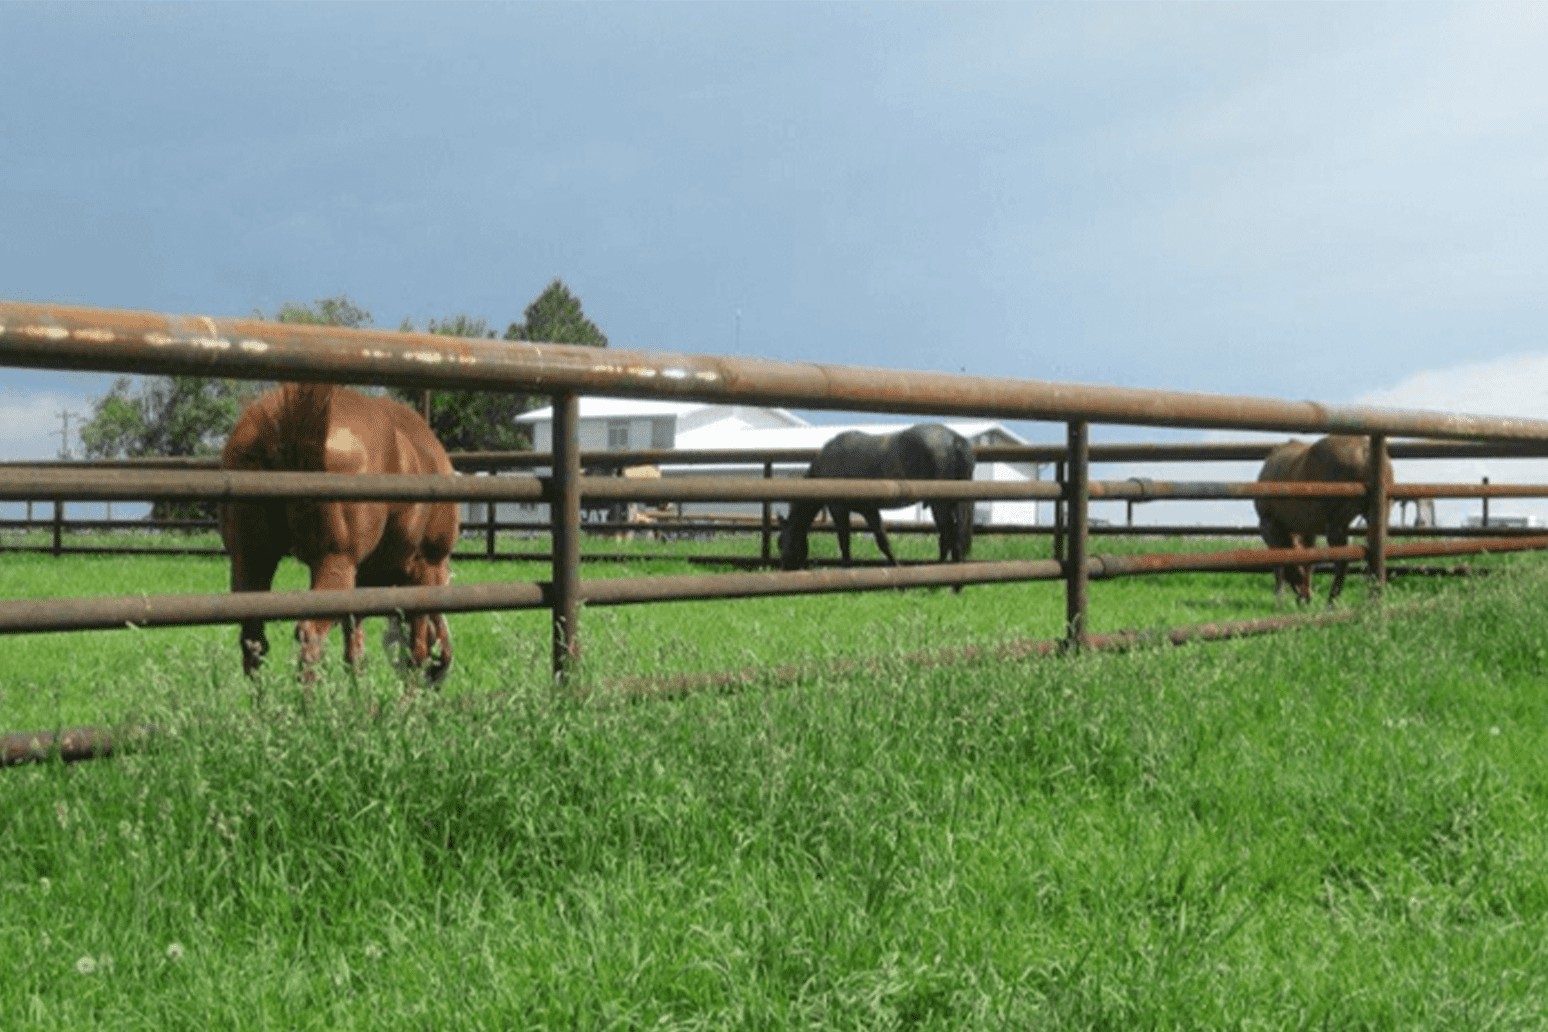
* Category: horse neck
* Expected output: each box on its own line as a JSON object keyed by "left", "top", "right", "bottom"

{"left": 787, "top": 499, "right": 823, "bottom": 530}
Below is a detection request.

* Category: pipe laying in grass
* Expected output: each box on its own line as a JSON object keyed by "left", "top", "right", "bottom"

{"left": 0, "top": 599, "right": 1450, "bottom": 767}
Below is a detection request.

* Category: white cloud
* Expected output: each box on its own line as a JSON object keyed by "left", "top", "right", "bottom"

{"left": 0, "top": 390, "right": 86, "bottom": 461}
{"left": 1353, "top": 355, "right": 1548, "bottom": 526}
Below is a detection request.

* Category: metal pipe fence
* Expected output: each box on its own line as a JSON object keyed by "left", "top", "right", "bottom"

{"left": 7, "top": 301, "right": 1548, "bottom": 678}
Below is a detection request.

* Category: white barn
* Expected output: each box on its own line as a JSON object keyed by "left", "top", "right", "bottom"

{"left": 497, "top": 398, "right": 1046, "bottom": 529}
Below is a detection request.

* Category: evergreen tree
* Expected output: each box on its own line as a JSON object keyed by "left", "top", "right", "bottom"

{"left": 391, "top": 315, "right": 535, "bottom": 452}
{"left": 504, "top": 278, "right": 609, "bottom": 347}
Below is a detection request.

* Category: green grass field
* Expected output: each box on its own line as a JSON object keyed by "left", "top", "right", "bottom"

{"left": 4, "top": 532, "right": 1548, "bottom": 1028}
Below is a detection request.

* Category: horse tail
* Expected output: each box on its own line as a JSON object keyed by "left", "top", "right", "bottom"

{"left": 273, "top": 383, "right": 337, "bottom": 472}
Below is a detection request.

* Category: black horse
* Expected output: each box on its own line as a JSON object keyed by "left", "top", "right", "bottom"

{"left": 778, "top": 423, "right": 976, "bottom": 576}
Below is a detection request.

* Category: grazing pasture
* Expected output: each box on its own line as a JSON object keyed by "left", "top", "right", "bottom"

{"left": 3, "top": 541, "right": 1548, "bottom": 1028}
{"left": 0, "top": 529, "right": 1430, "bottom": 731}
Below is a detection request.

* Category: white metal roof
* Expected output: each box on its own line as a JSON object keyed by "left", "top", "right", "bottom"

{"left": 672, "top": 420, "right": 1027, "bottom": 451}
{"left": 517, "top": 397, "right": 712, "bottom": 422}
{"left": 517, "top": 396, "right": 808, "bottom": 427}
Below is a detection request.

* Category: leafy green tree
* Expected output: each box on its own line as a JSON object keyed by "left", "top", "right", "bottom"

{"left": 392, "top": 315, "right": 535, "bottom": 452}
{"left": 80, "top": 376, "right": 249, "bottom": 460}
{"left": 504, "top": 278, "right": 609, "bottom": 347}
{"left": 79, "top": 294, "right": 372, "bottom": 523}
{"left": 264, "top": 295, "right": 373, "bottom": 328}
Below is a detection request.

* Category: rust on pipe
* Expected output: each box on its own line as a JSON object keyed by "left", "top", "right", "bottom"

{"left": 1, "top": 604, "right": 1411, "bottom": 768}
{"left": 9, "top": 302, "right": 1548, "bottom": 441}
{"left": 1389, "top": 482, "right": 1548, "bottom": 498}
{"left": 0, "top": 467, "right": 1065, "bottom": 504}
{"left": 579, "top": 560, "right": 1065, "bottom": 606}
{"left": 0, "top": 581, "right": 549, "bottom": 636}
{"left": 0, "top": 467, "right": 538, "bottom": 503}
{"left": 1065, "top": 421, "right": 1090, "bottom": 650}
{"left": 1088, "top": 543, "right": 1366, "bottom": 579}
{"left": 19, "top": 466, "right": 1548, "bottom": 507}
{"left": 1368, "top": 434, "right": 1388, "bottom": 592}
{"left": 2, "top": 726, "right": 136, "bottom": 766}
{"left": 1085, "top": 479, "right": 1366, "bottom": 500}
{"left": 551, "top": 393, "right": 582, "bottom": 678}
{"left": 13, "top": 440, "right": 1548, "bottom": 477}
{"left": 620, "top": 606, "right": 1378, "bottom": 698}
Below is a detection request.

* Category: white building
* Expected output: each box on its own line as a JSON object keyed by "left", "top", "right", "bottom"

{"left": 516, "top": 397, "right": 809, "bottom": 453}
{"left": 482, "top": 398, "right": 1045, "bottom": 530}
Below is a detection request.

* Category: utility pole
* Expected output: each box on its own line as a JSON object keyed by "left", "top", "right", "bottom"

{"left": 53, "top": 409, "right": 82, "bottom": 460}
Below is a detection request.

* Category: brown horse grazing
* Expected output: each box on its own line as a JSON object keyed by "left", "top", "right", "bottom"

{"left": 220, "top": 383, "right": 460, "bottom": 683}
{"left": 1254, "top": 435, "right": 1393, "bottom": 604}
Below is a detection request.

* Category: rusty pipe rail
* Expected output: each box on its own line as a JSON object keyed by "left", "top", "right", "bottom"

{"left": 4, "top": 465, "right": 1467, "bottom": 504}
{"left": 9, "top": 302, "right": 1548, "bottom": 440}
{"left": 12, "top": 438, "right": 1548, "bottom": 473}
{"left": 4, "top": 535, "right": 1539, "bottom": 638}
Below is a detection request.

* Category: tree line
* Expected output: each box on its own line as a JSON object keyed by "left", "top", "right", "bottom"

{"left": 79, "top": 278, "right": 608, "bottom": 462}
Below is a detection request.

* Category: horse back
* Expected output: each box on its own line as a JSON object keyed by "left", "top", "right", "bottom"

{"left": 1256, "top": 435, "right": 1389, "bottom": 535}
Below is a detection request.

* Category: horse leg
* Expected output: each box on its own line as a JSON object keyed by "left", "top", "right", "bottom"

{"left": 831, "top": 507, "right": 854, "bottom": 566}
{"left": 930, "top": 502, "right": 954, "bottom": 562}
{"left": 342, "top": 614, "right": 368, "bottom": 672}
{"left": 1326, "top": 527, "right": 1350, "bottom": 604}
{"left": 859, "top": 507, "right": 897, "bottom": 565}
{"left": 225, "top": 510, "right": 283, "bottom": 677}
{"left": 407, "top": 562, "right": 453, "bottom": 687}
{"left": 296, "top": 552, "right": 357, "bottom": 681}
{"left": 1262, "top": 521, "right": 1308, "bottom": 603}
{"left": 407, "top": 612, "right": 453, "bottom": 687}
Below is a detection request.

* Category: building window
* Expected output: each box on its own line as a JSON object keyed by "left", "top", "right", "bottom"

{"left": 607, "top": 420, "right": 630, "bottom": 450}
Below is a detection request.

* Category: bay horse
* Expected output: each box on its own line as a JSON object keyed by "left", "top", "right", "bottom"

{"left": 1254, "top": 434, "right": 1392, "bottom": 604}
{"left": 779, "top": 424, "right": 975, "bottom": 586}
{"left": 220, "top": 383, "right": 459, "bottom": 683}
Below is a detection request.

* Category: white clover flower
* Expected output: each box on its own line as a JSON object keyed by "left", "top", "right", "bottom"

{"left": 38, "top": 877, "right": 51, "bottom": 894}
{"left": 165, "top": 942, "right": 185, "bottom": 963}
{"left": 363, "top": 941, "right": 383, "bottom": 961}
{"left": 75, "top": 956, "right": 97, "bottom": 975}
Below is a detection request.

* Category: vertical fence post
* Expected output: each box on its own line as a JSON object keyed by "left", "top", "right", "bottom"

{"left": 1482, "top": 476, "right": 1490, "bottom": 528}
{"left": 551, "top": 393, "right": 582, "bottom": 680}
{"left": 486, "top": 499, "right": 497, "bottom": 559}
{"left": 1063, "top": 422, "right": 1089, "bottom": 651}
{"left": 761, "top": 461, "right": 774, "bottom": 565}
{"left": 1367, "top": 434, "right": 1387, "bottom": 595}
{"left": 1052, "top": 459, "right": 1066, "bottom": 563}
{"left": 52, "top": 499, "right": 63, "bottom": 558}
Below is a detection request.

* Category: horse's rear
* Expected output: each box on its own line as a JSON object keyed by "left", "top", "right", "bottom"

{"left": 221, "top": 384, "right": 459, "bottom": 684}
{"left": 897, "top": 424, "right": 976, "bottom": 565}
{"left": 1254, "top": 435, "right": 1390, "bottom": 603}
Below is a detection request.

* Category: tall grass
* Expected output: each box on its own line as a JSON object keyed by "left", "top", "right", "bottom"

{"left": 4, "top": 549, "right": 1548, "bottom": 1028}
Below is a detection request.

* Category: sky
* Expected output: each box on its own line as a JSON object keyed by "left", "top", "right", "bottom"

{"left": 4, "top": 3, "right": 1548, "bottom": 523}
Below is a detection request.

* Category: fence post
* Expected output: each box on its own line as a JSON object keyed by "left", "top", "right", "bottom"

{"left": 1063, "top": 422, "right": 1089, "bottom": 651}
{"left": 52, "top": 499, "right": 63, "bottom": 558}
{"left": 1052, "top": 459, "right": 1066, "bottom": 563}
{"left": 761, "top": 461, "right": 774, "bottom": 565}
{"left": 551, "top": 393, "right": 582, "bottom": 680}
{"left": 1482, "top": 476, "right": 1490, "bottom": 528}
{"left": 1367, "top": 433, "right": 1388, "bottom": 594}
{"left": 486, "top": 499, "right": 497, "bottom": 559}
